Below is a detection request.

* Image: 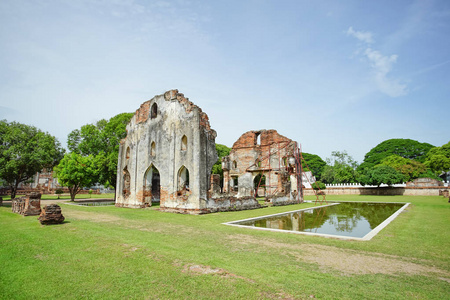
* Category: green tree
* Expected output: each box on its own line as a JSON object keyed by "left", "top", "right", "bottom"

{"left": 359, "top": 165, "right": 404, "bottom": 187}
{"left": 0, "top": 120, "right": 65, "bottom": 199}
{"left": 54, "top": 152, "right": 97, "bottom": 201}
{"left": 359, "top": 138, "right": 434, "bottom": 171}
{"left": 211, "top": 144, "right": 231, "bottom": 188}
{"left": 301, "top": 152, "right": 326, "bottom": 179}
{"left": 311, "top": 181, "right": 326, "bottom": 190}
{"left": 379, "top": 155, "right": 427, "bottom": 182}
{"left": 321, "top": 151, "right": 359, "bottom": 184}
{"left": 68, "top": 113, "right": 133, "bottom": 190}
{"left": 424, "top": 141, "right": 450, "bottom": 176}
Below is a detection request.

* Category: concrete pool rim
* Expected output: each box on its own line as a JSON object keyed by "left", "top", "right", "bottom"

{"left": 223, "top": 201, "right": 411, "bottom": 241}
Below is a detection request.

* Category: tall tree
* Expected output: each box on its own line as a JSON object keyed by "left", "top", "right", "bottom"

{"left": 301, "top": 152, "right": 326, "bottom": 179}
{"left": 68, "top": 113, "right": 133, "bottom": 189}
{"left": 54, "top": 153, "right": 97, "bottom": 201}
{"left": 0, "top": 120, "right": 65, "bottom": 198}
{"left": 359, "top": 138, "right": 434, "bottom": 170}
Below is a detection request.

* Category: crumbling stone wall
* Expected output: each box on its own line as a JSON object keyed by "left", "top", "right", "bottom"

{"left": 11, "top": 193, "right": 42, "bottom": 216}
{"left": 221, "top": 130, "right": 302, "bottom": 205}
{"left": 115, "top": 90, "right": 218, "bottom": 213}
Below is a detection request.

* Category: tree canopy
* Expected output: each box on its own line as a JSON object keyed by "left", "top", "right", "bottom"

{"left": 379, "top": 155, "right": 427, "bottom": 182}
{"left": 211, "top": 144, "right": 231, "bottom": 188}
{"left": 359, "top": 138, "right": 434, "bottom": 170}
{"left": 424, "top": 141, "right": 450, "bottom": 176}
{"left": 359, "top": 165, "right": 404, "bottom": 187}
{"left": 67, "top": 112, "right": 134, "bottom": 189}
{"left": 54, "top": 152, "right": 97, "bottom": 201}
{"left": 301, "top": 152, "right": 326, "bottom": 179}
{"left": 0, "top": 120, "right": 64, "bottom": 198}
{"left": 320, "top": 151, "right": 359, "bottom": 184}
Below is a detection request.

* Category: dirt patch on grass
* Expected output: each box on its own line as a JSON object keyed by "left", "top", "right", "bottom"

{"left": 64, "top": 210, "right": 122, "bottom": 223}
{"left": 227, "top": 234, "right": 450, "bottom": 279}
{"left": 177, "top": 261, "right": 255, "bottom": 283}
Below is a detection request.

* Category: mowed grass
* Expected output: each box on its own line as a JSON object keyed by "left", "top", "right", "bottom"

{"left": 0, "top": 195, "right": 449, "bottom": 299}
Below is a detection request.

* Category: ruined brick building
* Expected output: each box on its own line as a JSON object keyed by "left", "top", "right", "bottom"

{"left": 115, "top": 90, "right": 218, "bottom": 213}
{"left": 221, "top": 130, "right": 303, "bottom": 205}
{"left": 116, "top": 90, "right": 303, "bottom": 213}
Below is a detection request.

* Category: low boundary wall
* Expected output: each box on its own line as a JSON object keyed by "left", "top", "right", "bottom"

{"left": 304, "top": 186, "right": 448, "bottom": 196}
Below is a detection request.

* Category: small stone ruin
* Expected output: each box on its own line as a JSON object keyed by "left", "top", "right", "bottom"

{"left": 11, "top": 192, "right": 42, "bottom": 216}
{"left": 38, "top": 204, "right": 65, "bottom": 225}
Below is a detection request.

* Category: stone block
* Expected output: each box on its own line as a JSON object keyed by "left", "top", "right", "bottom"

{"left": 38, "top": 204, "right": 65, "bottom": 225}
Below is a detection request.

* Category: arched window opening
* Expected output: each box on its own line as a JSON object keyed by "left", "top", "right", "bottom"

{"left": 253, "top": 173, "right": 266, "bottom": 197}
{"left": 177, "top": 166, "right": 190, "bottom": 192}
{"left": 151, "top": 142, "right": 156, "bottom": 157}
{"left": 181, "top": 135, "right": 188, "bottom": 151}
{"left": 151, "top": 103, "right": 158, "bottom": 119}
{"left": 126, "top": 147, "right": 130, "bottom": 159}
{"left": 233, "top": 160, "right": 237, "bottom": 169}
{"left": 255, "top": 133, "right": 261, "bottom": 145}
{"left": 282, "top": 157, "right": 287, "bottom": 167}
{"left": 144, "top": 165, "right": 160, "bottom": 204}
{"left": 122, "top": 167, "right": 131, "bottom": 198}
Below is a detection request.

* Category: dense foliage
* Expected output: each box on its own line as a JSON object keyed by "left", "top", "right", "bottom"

{"left": 379, "top": 155, "right": 427, "bottom": 182}
{"left": 301, "top": 152, "right": 326, "bottom": 179}
{"left": 424, "top": 141, "right": 450, "bottom": 176}
{"left": 211, "top": 144, "right": 231, "bottom": 187}
{"left": 359, "top": 138, "right": 434, "bottom": 170}
{"left": 0, "top": 120, "right": 65, "bottom": 198}
{"left": 67, "top": 112, "right": 134, "bottom": 189}
{"left": 54, "top": 152, "right": 97, "bottom": 201}
{"left": 311, "top": 180, "right": 326, "bottom": 190}
{"left": 359, "top": 165, "right": 404, "bottom": 187}
{"left": 320, "top": 151, "right": 359, "bottom": 184}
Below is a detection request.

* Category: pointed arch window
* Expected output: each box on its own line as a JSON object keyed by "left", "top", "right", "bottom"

{"left": 126, "top": 147, "right": 130, "bottom": 159}
{"left": 177, "top": 166, "right": 190, "bottom": 191}
{"left": 151, "top": 103, "right": 158, "bottom": 119}
{"left": 181, "top": 135, "right": 188, "bottom": 151}
{"left": 151, "top": 141, "right": 156, "bottom": 157}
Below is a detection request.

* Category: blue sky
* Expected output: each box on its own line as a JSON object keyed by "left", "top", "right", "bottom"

{"left": 1, "top": 0, "right": 449, "bottom": 163}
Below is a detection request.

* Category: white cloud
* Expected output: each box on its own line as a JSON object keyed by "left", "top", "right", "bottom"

{"left": 365, "top": 48, "right": 407, "bottom": 97}
{"left": 346, "top": 26, "right": 374, "bottom": 44}
{"left": 347, "top": 27, "right": 407, "bottom": 97}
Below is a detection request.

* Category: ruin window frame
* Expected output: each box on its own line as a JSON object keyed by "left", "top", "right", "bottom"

{"left": 181, "top": 135, "right": 188, "bottom": 151}
{"left": 177, "top": 165, "right": 190, "bottom": 192}
{"left": 151, "top": 141, "right": 156, "bottom": 157}
{"left": 126, "top": 147, "right": 131, "bottom": 159}
{"left": 255, "top": 133, "right": 261, "bottom": 145}
{"left": 151, "top": 103, "right": 158, "bottom": 119}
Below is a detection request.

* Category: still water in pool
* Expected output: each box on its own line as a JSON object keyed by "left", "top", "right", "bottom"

{"left": 235, "top": 202, "right": 404, "bottom": 238}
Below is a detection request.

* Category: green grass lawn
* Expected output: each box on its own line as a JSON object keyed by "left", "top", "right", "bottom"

{"left": 1, "top": 195, "right": 449, "bottom": 299}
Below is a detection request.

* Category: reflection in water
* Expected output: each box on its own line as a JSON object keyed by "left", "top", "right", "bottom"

{"left": 237, "top": 202, "right": 403, "bottom": 238}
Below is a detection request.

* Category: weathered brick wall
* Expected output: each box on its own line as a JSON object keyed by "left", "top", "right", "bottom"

{"left": 11, "top": 193, "right": 41, "bottom": 216}
{"left": 221, "top": 129, "right": 299, "bottom": 204}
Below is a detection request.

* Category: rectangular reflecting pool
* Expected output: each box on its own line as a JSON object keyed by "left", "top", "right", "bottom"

{"left": 224, "top": 202, "right": 410, "bottom": 241}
